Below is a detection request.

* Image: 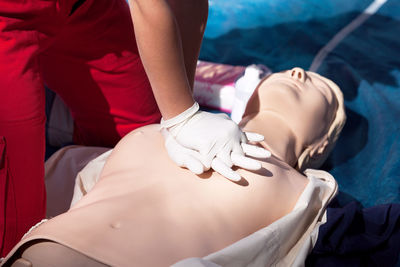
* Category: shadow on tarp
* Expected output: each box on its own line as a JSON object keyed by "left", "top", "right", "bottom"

{"left": 322, "top": 108, "right": 369, "bottom": 169}
{"left": 318, "top": 10, "right": 400, "bottom": 207}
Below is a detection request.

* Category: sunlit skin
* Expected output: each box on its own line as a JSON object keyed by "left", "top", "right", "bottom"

{"left": 129, "top": 0, "right": 208, "bottom": 118}
{"left": 3, "top": 68, "right": 340, "bottom": 267}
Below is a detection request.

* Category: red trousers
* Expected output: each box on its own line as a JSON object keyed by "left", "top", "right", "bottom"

{"left": 0, "top": 0, "right": 161, "bottom": 256}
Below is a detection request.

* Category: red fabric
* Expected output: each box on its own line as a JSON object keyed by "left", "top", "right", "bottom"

{"left": 0, "top": 0, "right": 161, "bottom": 256}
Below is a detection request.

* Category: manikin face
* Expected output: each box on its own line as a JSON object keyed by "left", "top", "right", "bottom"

{"left": 242, "top": 67, "right": 338, "bottom": 144}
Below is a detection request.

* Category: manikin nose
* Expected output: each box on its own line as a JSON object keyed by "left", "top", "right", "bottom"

{"left": 290, "top": 67, "right": 306, "bottom": 83}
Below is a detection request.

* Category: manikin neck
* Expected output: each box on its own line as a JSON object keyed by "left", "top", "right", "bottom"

{"left": 241, "top": 111, "right": 305, "bottom": 167}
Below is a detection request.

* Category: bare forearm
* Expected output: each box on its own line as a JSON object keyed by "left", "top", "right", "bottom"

{"left": 129, "top": 0, "right": 195, "bottom": 119}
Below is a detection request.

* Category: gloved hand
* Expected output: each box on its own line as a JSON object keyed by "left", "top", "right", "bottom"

{"left": 161, "top": 102, "right": 271, "bottom": 181}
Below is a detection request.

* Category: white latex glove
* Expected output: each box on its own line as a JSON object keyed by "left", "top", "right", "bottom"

{"left": 161, "top": 102, "right": 271, "bottom": 181}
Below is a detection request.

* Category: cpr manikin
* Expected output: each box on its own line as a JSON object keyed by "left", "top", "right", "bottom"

{"left": 1, "top": 68, "right": 346, "bottom": 267}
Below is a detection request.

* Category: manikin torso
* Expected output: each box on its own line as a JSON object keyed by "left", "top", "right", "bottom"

{"left": 66, "top": 124, "right": 308, "bottom": 266}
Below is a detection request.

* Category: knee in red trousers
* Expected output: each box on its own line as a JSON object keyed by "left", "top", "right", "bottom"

{"left": 0, "top": 126, "right": 46, "bottom": 257}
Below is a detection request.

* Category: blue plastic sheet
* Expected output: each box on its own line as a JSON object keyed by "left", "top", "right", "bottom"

{"left": 200, "top": 0, "right": 400, "bottom": 207}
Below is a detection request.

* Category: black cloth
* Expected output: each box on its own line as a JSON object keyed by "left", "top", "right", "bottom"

{"left": 306, "top": 199, "right": 400, "bottom": 266}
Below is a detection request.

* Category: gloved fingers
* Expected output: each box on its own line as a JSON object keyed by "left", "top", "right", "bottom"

{"left": 241, "top": 143, "right": 271, "bottom": 158}
{"left": 170, "top": 145, "right": 207, "bottom": 174}
{"left": 216, "top": 146, "right": 233, "bottom": 168}
{"left": 232, "top": 141, "right": 245, "bottom": 156}
{"left": 198, "top": 140, "right": 222, "bottom": 170}
{"left": 199, "top": 143, "right": 215, "bottom": 162}
{"left": 162, "top": 129, "right": 206, "bottom": 174}
{"left": 231, "top": 153, "right": 262, "bottom": 170}
{"left": 232, "top": 141, "right": 264, "bottom": 170}
{"left": 181, "top": 154, "right": 205, "bottom": 175}
{"left": 197, "top": 150, "right": 214, "bottom": 170}
{"left": 211, "top": 157, "right": 241, "bottom": 182}
{"left": 244, "top": 132, "right": 265, "bottom": 143}
{"left": 240, "top": 131, "right": 248, "bottom": 143}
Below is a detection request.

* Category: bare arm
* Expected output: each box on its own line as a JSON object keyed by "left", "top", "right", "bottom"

{"left": 128, "top": 1, "right": 266, "bottom": 180}
{"left": 129, "top": 0, "right": 196, "bottom": 119}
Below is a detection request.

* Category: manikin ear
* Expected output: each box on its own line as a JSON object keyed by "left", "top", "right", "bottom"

{"left": 297, "top": 133, "right": 335, "bottom": 172}
{"left": 310, "top": 139, "right": 329, "bottom": 158}
{"left": 296, "top": 136, "right": 330, "bottom": 173}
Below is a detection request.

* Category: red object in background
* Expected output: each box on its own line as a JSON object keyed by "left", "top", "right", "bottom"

{"left": 0, "top": 0, "right": 160, "bottom": 256}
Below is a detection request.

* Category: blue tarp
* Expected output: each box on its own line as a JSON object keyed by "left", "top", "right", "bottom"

{"left": 200, "top": 0, "right": 400, "bottom": 208}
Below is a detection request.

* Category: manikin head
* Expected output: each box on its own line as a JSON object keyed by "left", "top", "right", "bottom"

{"left": 240, "top": 67, "right": 346, "bottom": 171}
